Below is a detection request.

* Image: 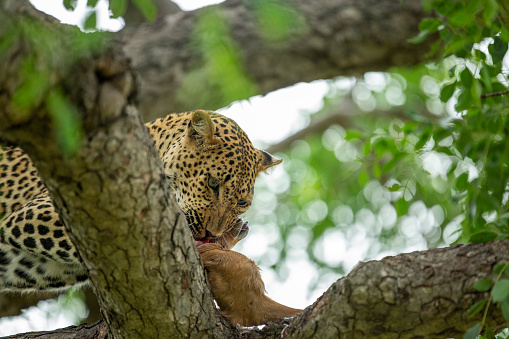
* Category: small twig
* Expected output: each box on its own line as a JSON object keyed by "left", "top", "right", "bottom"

{"left": 481, "top": 89, "right": 509, "bottom": 98}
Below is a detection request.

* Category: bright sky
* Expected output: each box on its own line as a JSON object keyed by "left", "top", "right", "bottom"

{"left": 0, "top": 1, "right": 332, "bottom": 335}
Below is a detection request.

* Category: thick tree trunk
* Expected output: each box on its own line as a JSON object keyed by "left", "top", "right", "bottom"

{"left": 0, "top": 1, "right": 228, "bottom": 338}
{"left": 121, "top": 0, "right": 433, "bottom": 121}
{"left": 4, "top": 241, "right": 509, "bottom": 339}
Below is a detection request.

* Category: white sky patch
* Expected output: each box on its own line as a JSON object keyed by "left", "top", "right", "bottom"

{"left": 219, "top": 81, "right": 329, "bottom": 147}
{"left": 173, "top": 0, "right": 225, "bottom": 11}
{"left": 30, "top": 0, "right": 124, "bottom": 31}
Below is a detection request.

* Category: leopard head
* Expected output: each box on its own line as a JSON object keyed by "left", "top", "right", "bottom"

{"left": 158, "top": 110, "right": 281, "bottom": 249}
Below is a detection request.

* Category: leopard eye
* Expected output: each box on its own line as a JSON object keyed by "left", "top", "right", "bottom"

{"left": 237, "top": 200, "right": 249, "bottom": 207}
{"left": 208, "top": 176, "right": 220, "bottom": 189}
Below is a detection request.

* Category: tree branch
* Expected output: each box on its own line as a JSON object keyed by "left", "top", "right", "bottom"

{"left": 121, "top": 0, "right": 434, "bottom": 120}
{"left": 5, "top": 241, "right": 508, "bottom": 338}
{"left": 282, "top": 240, "right": 508, "bottom": 338}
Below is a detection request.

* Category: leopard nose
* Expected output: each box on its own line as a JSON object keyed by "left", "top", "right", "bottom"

{"left": 205, "top": 226, "right": 221, "bottom": 237}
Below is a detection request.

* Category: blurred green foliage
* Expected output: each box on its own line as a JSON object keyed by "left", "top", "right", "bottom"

{"left": 176, "top": 8, "right": 258, "bottom": 110}
{"left": 0, "top": 13, "right": 105, "bottom": 156}
{"left": 236, "top": 0, "right": 509, "bottom": 303}
{"left": 250, "top": 0, "right": 307, "bottom": 42}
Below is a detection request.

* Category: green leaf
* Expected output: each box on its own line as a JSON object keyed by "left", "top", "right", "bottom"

{"left": 493, "top": 263, "right": 508, "bottom": 275}
{"left": 474, "top": 279, "right": 492, "bottom": 292}
{"left": 408, "top": 30, "right": 432, "bottom": 44}
{"left": 468, "top": 231, "right": 498, "bottom": 243}
{"left": 449, "top": 7, "right": 474, "bottom": 28}
{"left": 63, "top": 0, "right": 77, "bottom": 10}
{"left": 500, "top": 213, "right": 509, "bottom": 220}
{"left": 132, "top": 0, "right": 157, "bottom": 21}
{"left": 466, "top": 0, "right": 483, "bottom": 14}
{"left": 83, "top": 11, "right": 97, "bottom": 30}
{"left": 414, "top": 130, "right": 431, "bottom": 150}
{"left": 87, "top": 0, "right": 99, "bottom": 7}
{"left": 440, "top": 82, "right": 456, "bottom": 102}
{"left": 464, "top": 323, "right": 481, "bottom": 339}
{"left": 363, "top": 141, "right": 371, "bottom": 156}
{"left": 345, "top": 129, "right": 363, "bottom": 140}
{"left": 448, "top": 65, "right": 457, "bottom": 77}
{"left": 491, "top": 279, "right": 509, "bottom": 302}
{"left": 460, "top": 68, "right": 473, "bottom": 89}
{"left": 480, "top": 66, "right": 493, "bottom": 93}
{"left": 45, "top": 90, "right": 82, "bottom": 157}
{"left": 501, "top": 300, "right": 509, "bottom": 323}
{"left": 252, "top": 0, "right": 305, "bottom": 42}
{"left": 501, "top": 27, "right": 509, "bottom": 43}
{"left": 456, "top": 172, "right": 469, "bottom": 191}
{"left": 485, "top": 326, "right": 495, "bottom": 339}
{"left": 455, "top": 89, "right": 472, "bottom": 111}
{"left": 483, "top": 0, "right": 499, "bottom": 25}
{"left": 490, "top": 37, "right": 509, "bottom": 67}
{"left": 109, "top": 0, "right": 127, "bottom": 18}
{"left": 419, "top": 18, "right": 442, "bottom": 32}
{"left": 374, "top": 163, "right": 382, "bottom": 178}
{"left": 388, "top": 183, "right": 402, "bottom": 192}
{"left": 468, "top": 299, "right": 486, "bottom": 316}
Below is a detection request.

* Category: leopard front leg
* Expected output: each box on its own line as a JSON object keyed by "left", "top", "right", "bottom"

{"left": 0, "top": 193, "right": 88, "bottom": 292}
{"left": 198, "top": 243, "right": 301, "bottom": 327}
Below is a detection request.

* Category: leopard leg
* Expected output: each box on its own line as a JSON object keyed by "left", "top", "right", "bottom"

{"left": 0, "top": 194, "right": 88, "bottom": 292}
{"left": 198, "top": 243, "right": 302, "bottom": 326}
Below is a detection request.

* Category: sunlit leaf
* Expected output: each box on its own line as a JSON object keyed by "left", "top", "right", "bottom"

{"left": 501, "top": 300, "right": 509, "bottom": 323}
{"left": 110, "top": 0, "right": 127, "bottom": 18}
{"left": 492, "top": 279, "right": 509, "bottom": 302}
{"left": 419, "top": 18, "right": 442, "bottom": 32}
{"left": 132, "top": 0, "right": 157, "bottom": 21}
{"left": 252, "top": 0, "right": 305, "bottom": 42}
{"left": 483, "top": 0, "right": 499, "bottom": 25}
{"left": 45, "top": 89, "right": 82, "bottom": 157}
{"left": 83, "top": 10, "right": 97, "bottom": 30}
{"left": 467, "top": 299, "right": 486, "bottom": 316}
{"left": 474, "top": 279, "right": 492, "bottom": 292}
{"left": 460, "top": 68, "right": 473, "bottom": 89}
{"left": 484, "top": 326, "right": 495, "bottom": 339}
{"left": 63, "top": 0, "right": 78, "bottom": 10}
{"left": 408, "top": 30, "right": 432, "bottom": 44}
{"left": 440, "top": 82, "right": 456, "bottom": 102}
{"left": 464, "top": 323, "right": 481, "bottom": 339}
{"left": 493, "top": 263, "right": 508, "bottom": 275}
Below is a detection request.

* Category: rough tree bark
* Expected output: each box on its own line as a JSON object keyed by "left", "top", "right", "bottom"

{"left": 121, "top": 0, "right": 433, "bottom": 120}
{"left": 0, "top": 1, "right": 230, "bottom": 338}
{"left": 1, "top": 0, "right": 507, "bottom": 338}
{"left": 4, "top": 241, "right": 509, "bottom": 338}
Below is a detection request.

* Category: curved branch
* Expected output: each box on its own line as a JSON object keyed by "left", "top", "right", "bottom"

{"left": 283, "top": 240, "right": 508, "bottom": 338}
{"left": 121, "top": 0, "right": 434, "bottom": 120}
{"left": 5, "top": 241, "right": 509, "bottom": 338}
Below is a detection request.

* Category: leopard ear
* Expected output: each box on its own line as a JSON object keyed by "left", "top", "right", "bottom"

{"left": 188, "top": 110, "right": 221, "bottom": 146}
{"left": 257, "top": 150, "right": 283, "bottom": 172}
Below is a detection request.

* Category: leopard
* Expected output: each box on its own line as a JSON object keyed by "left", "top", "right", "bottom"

{"left": 0, "top": 110, "right": 301, "bottom": 326}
